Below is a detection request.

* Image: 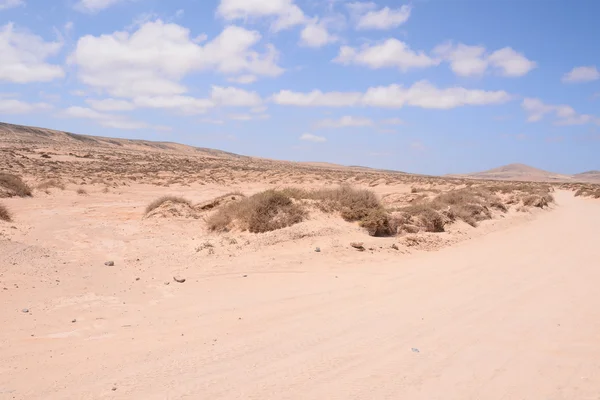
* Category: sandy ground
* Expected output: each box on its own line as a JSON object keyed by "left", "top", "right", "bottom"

{"left": 1, "top": 189, "right": 599, "bottom": 399}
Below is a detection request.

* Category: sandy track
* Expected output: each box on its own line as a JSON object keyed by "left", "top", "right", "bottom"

{"left": 2, "top": 191, "right": 600, "bottom": 399}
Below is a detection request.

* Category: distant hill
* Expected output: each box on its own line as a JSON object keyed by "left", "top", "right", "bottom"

{"left": 451, "top": 163, "right": 600, "bottom": 183}
{"left": 0, "top": 122, "right": 245, "bottom": 159}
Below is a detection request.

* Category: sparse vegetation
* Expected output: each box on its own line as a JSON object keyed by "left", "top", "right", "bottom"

{"left": 0, "top": 173, "right": 32, "bottom": 198}
{"left": 145, "top": 196, "right": 192, "bottom": 215}
{"left": 207, "top": 189, "right": 307, "bottom": 233}
{"left": 0, "top": 202, "right": 11, "bottom": 222}
{"left": 76, "top": 188, "right": 88, "bottom": 195}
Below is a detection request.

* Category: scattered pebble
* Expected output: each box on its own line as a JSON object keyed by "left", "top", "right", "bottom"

{"left": 242, "top": 274, "right": 248, "bottom": 278}
{"left": 135, "top": 277, "right": 140, "bottom": 281}
{"left": 391, "top": 244, "right": 399, "bottom": 250}
{"left": 111, "top": 387, "right": 117, "bottom": 391}
{"left": 72, "top": 319, "right": 77, "bottom": 323}
{"left": 411, "top": 348, "right": 420, "bottom": 353}
{"left": 315, "top": 247, "right": 321, "bottom": 253}
{"left": 164, "top": 281, "right": 170, "bottom": 286}
{"left": 173, "top": 276, "right": 186, "bottom": 283}
{"left": 22, "top": 308, "right": 29, "bottom": 313}
{"left": 104, "top": 261, "right": 114, "bottom": 266}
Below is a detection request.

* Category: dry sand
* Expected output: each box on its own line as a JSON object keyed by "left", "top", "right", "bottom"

{"left": 2, "top": 189, "right": 600, "bottom": 399}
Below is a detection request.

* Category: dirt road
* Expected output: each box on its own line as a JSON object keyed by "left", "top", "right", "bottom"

{"left": 2, "top": 190, "right": 600, "bottom": 399}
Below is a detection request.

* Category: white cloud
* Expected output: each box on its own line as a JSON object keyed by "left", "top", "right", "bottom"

{"left": 61, "top": 106, "right": 168, "bottom": 130}
{"left": 562, "top": 66, "right": 599, "bottom": 83}
{"left": 274, "top": 80, "right": 511, "bottom": 109}
{"left": 299, "top": 19, "right": 338, "bottom": 48}
{"left": 217, "top": 0, "right": 306, "bottom": 32}
{"left": 228, "top": 113, "right": 270, "bottom": 121}
{"left": 199, "top": 118, "right": 225, "bottom": 125}
{"left": 300, "top": 133, "right": 326, "bottom": 142}
{"left": 86, "top": 98, "right": 135, "bottom": 111}
{"left": 210, "top": 86, "right": 262, "bottom": 107}
{"left": 227, "top": 74, "right": 258, "bottom": 84}
{"left": 433, "top": 42, "right": 536, "bottom": 77}
{"left": 0, "top": 0, "right": 24, "bottom": 10}
{"left": 355, "top": 4, "right": 411, "bottom": 30}
{"left": 315, "top": 115, "right": 373, "bottom": 128}
{"left": 0, "top": 23, "right": 65, "bottom": 83}
{"left": 74, "top": 0, "right": 127, "bottom": 13}
{"left": 273, "top": 90, "right": 363, "bottom": 107}
{"left": 0, "top": 98, "right": 51, "bottom": 114}
{"left": 334, "top": 39, "right": 438, "bottom": 71}
{"left": 69, "top": 20, "right": 283, "bottom": 98}
{"left": 522, "top": 98, "right": 599, "bottom": 126}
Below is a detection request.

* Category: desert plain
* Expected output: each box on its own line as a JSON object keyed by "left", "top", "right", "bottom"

{"left": 1, "top": 122, "right": 600, "bottom": 399}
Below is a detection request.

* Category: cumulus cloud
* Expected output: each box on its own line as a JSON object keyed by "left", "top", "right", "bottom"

{"left": 433, "top": 42, "right": 536, "bottom": 77}
{"left": 522, "top": 98, "right": 599, "bottom": 126}
{"left": 217, "top": 0, "right": 305, "bottom": 32}
{"left": 315, "top": 115, "right": 374, "bottom": 128}
{"left": 300, "top": 133, "right": 326, "bottom": 142}
{"left": 274, "top": 81, "right": 511, "bottom": 109}
{"left": 0, "top": 98, "right": 51, "bottom": 114}
{"left": 61, "top": 106, "right": 168, "bottom": 130}
{"left": 74, "top": 0, "right": 128, "bottom": 13}
{"left": 0, "top": 23, "right": 65, "bottom": 83}
{"left": 86, "top": 98, "right": 135, "bottom": 111}
{"left": 0, "top": 0, "right": 24, "bottom": 10}
{"left": 334, "top": 39, "right": 438, "bottom": 71}
{"left": 350, "top": 3, "right": 412, "bottom": 30}
{"left": 69, "top": 20, "right": 283, "bottom": 98}
{"left": 562, "top": 66, "right": 599, "bottom": 83}
{"left": 299, "top": 19, "right": 338, "bottom": 48}
{"left": 227, "top": 74, "right": 258, "bottom": 84}
{"left": 85, "top": 86, "right": 263, "bottom": 116}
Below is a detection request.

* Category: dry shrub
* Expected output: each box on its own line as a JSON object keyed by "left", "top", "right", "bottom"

{"left": 359, "top": 208, "right": 397, "bottom": 237}
{"left": 522, "top": 194, "right": 553, "bottom": 208}
{"left": 76, "top": 188, "right": 88, "bottom": 195}
{"left": 36, "top": 180, "right": 66, "bottom": 191}
{"left": 0, "top": 203, "right": 11, "bottom": 222}
{"left": 207, "top": 189, "right": 306, "bottom": 233}
{"left": 0, "top": 173, "right": 32, "bottom": 198}
{"left": 145, "top": 195, "right": 192, "bottom": 215}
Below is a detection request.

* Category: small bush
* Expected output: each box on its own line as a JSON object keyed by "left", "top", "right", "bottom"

{"left": 359, "top": 208, "right": 396, "bottom": 237}
{"left": 76, "top": 188, "right": 88, "bottom": 195}
{"left": 0, "top": 173, "right": 32, "bottom": 198}
{"left": 207, "top": 190, "right": 306, "bottom": 233}
{"left": 0, "top": 203, "right": 11, "bottom": 222}
{"left": 145, "top": 196, "right": 192, "bottom": 215}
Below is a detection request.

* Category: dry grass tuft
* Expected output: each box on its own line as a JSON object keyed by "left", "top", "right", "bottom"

{"left": 36, "top": 179, "right": 66, "bottom": 191}
{"left": 145, "top": 195, "right": 192, "bottom": 215}
{"left": 0, "top": 202, "right": 11, "bottom": 222}
{"left": 76, "top": 188, "right": 88, "bottom": 195}
{"left": 207, "top": 189, "right": 307, "bottom": 233}
{"left": 0, "top": 173, "right": 32, "bottom": 198}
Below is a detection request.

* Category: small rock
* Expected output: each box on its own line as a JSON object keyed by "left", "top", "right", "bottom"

{"left": 72, "top": 319, "right": 77, "bottom": 323}
{"left": 112, "top": 387, "right": 117, "bottom": 391}
{"left": 411, "top": 347, "right": 420, "bottom": 353}
{"left": 173, "top": 276, "right": 186, "bottom": 283}
{"left": 164, "top": 281, "right": 170, "bottom": 285}
{"left": 135, "top": 277, "right": 140, "bottom": 281}
{"left": 391, "top": 244, "right": 399, "bottom": 250}
{"left": 350, "top": 242, "right": 365, "bottom": 251}
{"left": 242, "top": 274, "right": 248, "bottom": 278}
{"left": 104, "top": 261, "right": 114, "bottom": 266}
{"left": 22, "top": 308, "right": 29, "bottom": 313}
{"left": 315, "top": 247, "right": 321, "bottom": 253}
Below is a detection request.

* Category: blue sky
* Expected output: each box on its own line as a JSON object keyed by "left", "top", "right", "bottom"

{"left": 1, "top": 0, "right": 599, "bottom": 175}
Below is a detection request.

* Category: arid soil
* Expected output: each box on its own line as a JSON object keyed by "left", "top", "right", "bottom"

{"left": 1, "top": 123, "right": 600, "bottom": 399}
